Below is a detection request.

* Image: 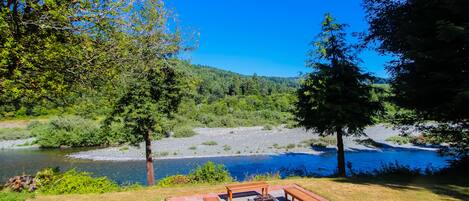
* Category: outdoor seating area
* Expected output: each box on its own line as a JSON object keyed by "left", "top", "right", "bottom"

{"left": 167, "top": 183, "right": 328, "bottom": 201}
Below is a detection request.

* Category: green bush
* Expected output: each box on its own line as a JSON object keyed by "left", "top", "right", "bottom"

{"left": 284, "top": 121, "right": 298, "bottom": 129}
{"left": 302, "top": 136, "right": 337, "bottom": 148}
{"left": 172, "top": 126, "right": 197, "bottom": 138}
{"left": 0, "top": 128, "right": 31, "bottom": 140}
{"left": 385, "top": 135, "right": 412, "bottom": 145}
{"left": 35, "top": 167, "right": 60, "bottom": 188}
{"left": 262, "top": 124, "right": 273, "bottom": 130}
{"left": 189, "top": 162, "right": 232, "bottom": 183}
{"left": 157, "top": 162, "right": 233, "bottom": 187}
{"left": 40, "top": 169, "right": 118, "bottom": 194}
{"left": 157, "top": 175, "right": 191, "bottom": 187}
{"left": 202, "top": 141, "right": 218, "bottom": 146}
{"left": 223, "top": 145, "right": 231, "bottom": 151}
{"left": 354, "top": 138, "right": 383, "bottom": 147}
{"left": 286, "top": 143, "right": 296, "bottom": 149}
{"left": 31, "top": 116, "right": 104, "bottom": 148}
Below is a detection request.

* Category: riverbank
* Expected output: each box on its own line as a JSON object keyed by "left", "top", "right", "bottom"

{"left": 0, "top": 138, "right": 37, "bottom": 150}
{"left": 68, "top": 125, "right": 437, "bottom": 161}
{"left": 30, "top": 176, "right": 469, "bottom": 201}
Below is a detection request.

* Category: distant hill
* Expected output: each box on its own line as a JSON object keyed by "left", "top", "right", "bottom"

{"left": 178, "top": 61, "right": 388, "bottom": 101}
{"left": 178, "top": 62, "right": 299, "bottom": 101}
{"left": 372, "top": 76, "right": 390, "bottom": 84}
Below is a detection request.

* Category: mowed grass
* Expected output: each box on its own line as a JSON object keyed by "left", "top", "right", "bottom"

{"left": 30, "top": 177, "right": 469, "bottom": 201}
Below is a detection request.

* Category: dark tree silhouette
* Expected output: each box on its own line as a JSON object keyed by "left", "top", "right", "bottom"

{"left": 364, "top": 0, "right": 469, "bottom": 156}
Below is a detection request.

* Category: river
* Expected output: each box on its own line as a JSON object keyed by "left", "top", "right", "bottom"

{"left": 0, "top": 147, "right": 451, "bottom": 185}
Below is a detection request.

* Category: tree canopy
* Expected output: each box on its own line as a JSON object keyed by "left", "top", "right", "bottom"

{"left": 0, "top": 1, "right": 126, "bottom": 109}
{"left": 364, "top": 0, "right": 469, "bottom": 156}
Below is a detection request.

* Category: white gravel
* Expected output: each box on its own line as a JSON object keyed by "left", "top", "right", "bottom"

{"left": 69, "top": 124, "right": 438, "bottom": 161}
{"left": 0, "top": 138, "right": 37, "bottom": 150}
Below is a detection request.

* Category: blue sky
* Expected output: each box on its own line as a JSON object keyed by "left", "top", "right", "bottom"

{"left": 166, "top": 0, "right": 392, "bottom": 78}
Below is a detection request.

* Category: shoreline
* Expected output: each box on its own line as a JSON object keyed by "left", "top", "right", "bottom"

{"left": 67, "top": 125, "right": 439, "bottom": 161}
{"left": 0, "top": 138, "right": 37, "bottom": 150}
{"left": 68, "top": 151, "right": 324, "bottom": 161}
{"left": 1, "top": 125, "right": 440, "bottom": 161}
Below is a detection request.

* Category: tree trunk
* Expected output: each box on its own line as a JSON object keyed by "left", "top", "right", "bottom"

{"left": 336, "top": 127, "right": 346, "bottom": 177}
{"left": 144, "top": 129, "right": 155, "bottom": 186}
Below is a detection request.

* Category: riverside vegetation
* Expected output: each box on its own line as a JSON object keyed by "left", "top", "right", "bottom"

{"left": 1, "top": 0, "right": 469, "bottom": 200}
{"left": 1, "top": 160, "right": 468, "bottom": 201}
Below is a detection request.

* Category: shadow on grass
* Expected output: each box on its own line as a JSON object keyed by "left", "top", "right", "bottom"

{"left": 329, "top": 175, "right": 469, "bottom": 200}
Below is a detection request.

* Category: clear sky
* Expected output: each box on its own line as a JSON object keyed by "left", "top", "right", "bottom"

{"left": 166, "top": 0, "right": 392, "bottom": 78}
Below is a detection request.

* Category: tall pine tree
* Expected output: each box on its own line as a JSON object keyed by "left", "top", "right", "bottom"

{"left": 295, "top": 14, "right": 382, "bottom": 177}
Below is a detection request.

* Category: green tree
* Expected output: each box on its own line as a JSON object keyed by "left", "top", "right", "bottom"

{"left": 104, "top": 0, "right": 187, "bottom": 186}
{"left": 0, "top": 1, "right": 125, "bottom": 109}
{"left": 295, "top": 14, "right": 382, "bottom": 177}
{"left": 364, "top": 0, "right": 469, "bottom": 156}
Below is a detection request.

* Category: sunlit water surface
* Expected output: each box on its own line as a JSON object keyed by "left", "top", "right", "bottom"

{"left": 0, "top": 148, "right": 450, "bottom": 184}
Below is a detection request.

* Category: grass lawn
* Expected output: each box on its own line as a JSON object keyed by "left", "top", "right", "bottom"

{"left": 30, "top": 177, "right": 469, "bottom": 201}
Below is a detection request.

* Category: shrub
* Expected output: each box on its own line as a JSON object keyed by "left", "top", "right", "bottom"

{"left": 189, "top": 162, "right": 232, "bottom": 183}
{"left": 385, "top": 135, "right": 412, "bottom": 145}
{"left": 119, "top": 146, "right": 129, "bottom": 151}
{"left": 245, "top": 172, "right": 280, "bottom": 181}
{"left": 432, "top": 157, "right": 469, "bottom": 184}
{"left": 354, "top": 138, "right": 383, "bottom": 147}
{"left": 35, "top": 167, "right": 60, "bottom": 188}
{"left": 26, "top": 121, "right": 42, "bottom": 130}
{"left": 262, "top": 124, "right": 273, "bottom": 130}
{"left": 99, "top": 121, "right": 134, "bottom": 145}
{"left": 284, "top": 121, "right": 298, "bottom": 129}
{"left": 223, "top": 145, "right": 231, "bottom": 151}
{"left": 273, "top": 143, "right": 282, "bottom": 149}
{"left": 202, "top": 141, "right": 218, "bottom": 146}
{"left": 40, "top": 169, "right": 118, "bottom": 194}
{"left": 0, "top": 128, "right": 31, "bottom": 140}
{"left": 31, "top": 116, "right": 104, "bottom": 148}
{"left": 369, "top": 162, "right": 421, "bottom": 178}
{"left": 302, "top": 136, "right": 336, "bottom": 148}
{"left": 157, "top": 175, "right": 191, "bottom": 187}
{"left": 154, "top": 152, "right": 170, "bottom": 157}
{"left": 188, "top": 146, "right": 197, "bottom": 150}
{"left": 286, "top": 144, "right": 296, "bottom": 149}
{"left": 172, "top": 126, "right": 197, "bottom": 138}
{"left": 349, "top": 161, "right": 423, "bottom": 179}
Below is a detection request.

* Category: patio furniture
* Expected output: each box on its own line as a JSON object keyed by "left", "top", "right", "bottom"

{"left": 283, "top": 185, "right": 327, "bottom": 201}
{"left": 203, "top": 197, "right": 221, "bottom": 201}
{"left": 225, "top": 181, "right": 269, "bottom": 201}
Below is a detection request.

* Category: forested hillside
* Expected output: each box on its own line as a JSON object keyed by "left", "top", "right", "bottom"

{"left": 0, "top": 61, "right": 299, "bottom": 126}
{"left": 1, "top": 60, "right": 392, "bottom": 134}
{"left": 180, "top": 62, "right": 298, "bottom": 102}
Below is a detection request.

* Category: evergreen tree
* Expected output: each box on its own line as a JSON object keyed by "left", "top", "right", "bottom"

{"left": 295, "top": 14, "right": 382, "bottom": 177}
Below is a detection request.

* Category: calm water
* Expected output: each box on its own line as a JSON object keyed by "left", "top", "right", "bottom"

{"left": 0, "top": 148, "right": 450, "bottom": 185}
